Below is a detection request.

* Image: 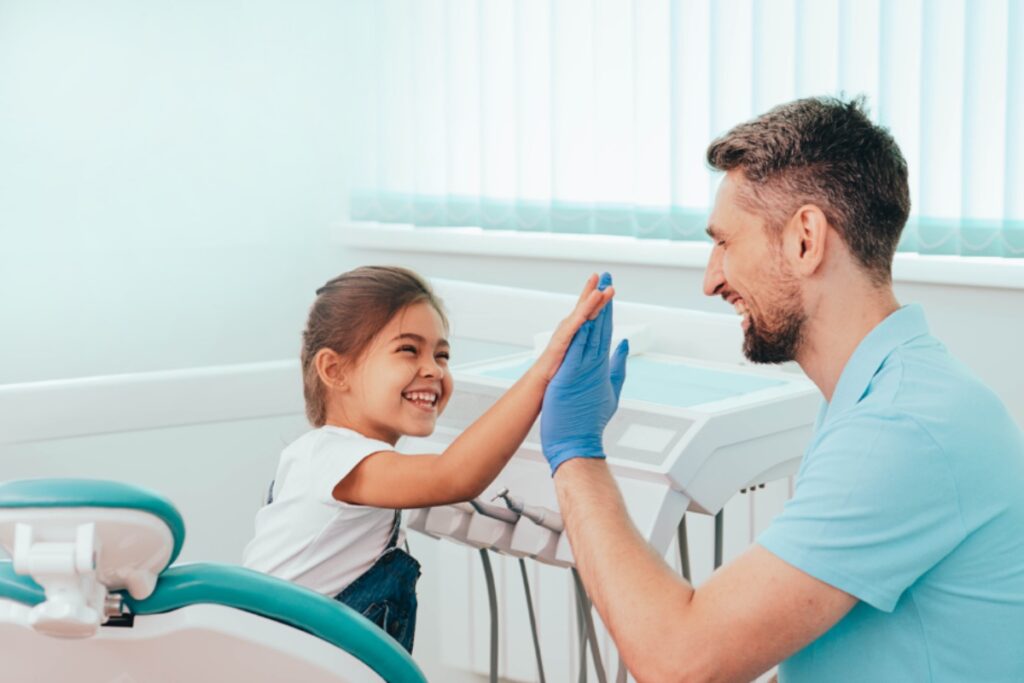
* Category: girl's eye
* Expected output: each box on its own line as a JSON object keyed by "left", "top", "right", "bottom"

{"left": 398, "top": 345, "right": 417, "bottom": 354}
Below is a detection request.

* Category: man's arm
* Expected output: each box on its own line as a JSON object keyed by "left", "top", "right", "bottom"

{"left": 555, "top": 458, "right": 857, "bottom": 683}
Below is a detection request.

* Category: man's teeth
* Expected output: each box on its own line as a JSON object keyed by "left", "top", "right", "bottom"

{"left": 734, "top": 300, "right": 748, "bottom": 316}
{"left": 403, "top": 391, "right": 438, "bottom": 405}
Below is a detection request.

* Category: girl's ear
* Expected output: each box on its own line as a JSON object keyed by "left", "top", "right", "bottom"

{"left": 314, "top": 348, "right": 348, "bottom": 392}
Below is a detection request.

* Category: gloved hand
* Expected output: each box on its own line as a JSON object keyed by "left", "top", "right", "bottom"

{"left": 540, "top": 272, "right": 629, "bottom": 475}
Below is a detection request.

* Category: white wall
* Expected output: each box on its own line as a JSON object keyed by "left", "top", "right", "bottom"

{"left": 0, "top": 0, "right": 353, "bottom": 384}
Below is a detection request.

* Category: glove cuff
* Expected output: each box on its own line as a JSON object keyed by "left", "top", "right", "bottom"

{"left": 544, "top": 437, "right": 606, "bottom": 476}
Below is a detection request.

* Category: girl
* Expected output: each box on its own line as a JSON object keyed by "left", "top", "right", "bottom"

{"left": 242, "top": 266, "right": 612, "bottom": 652}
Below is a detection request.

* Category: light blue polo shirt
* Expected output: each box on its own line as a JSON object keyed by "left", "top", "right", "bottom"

{"left": 759, "top": 305, "right": 1024, "bottom": 683}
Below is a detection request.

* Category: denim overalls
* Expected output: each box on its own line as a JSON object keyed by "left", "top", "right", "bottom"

{"left": 334, "top": 510, "right": 421, "bottom": 653}
{"left": 264, "top": 483, "right": 421, "bottom": 653}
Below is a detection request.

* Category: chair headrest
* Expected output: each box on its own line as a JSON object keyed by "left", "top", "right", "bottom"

{"left": 0, "top": 478, "right": 185, "bottom": 566}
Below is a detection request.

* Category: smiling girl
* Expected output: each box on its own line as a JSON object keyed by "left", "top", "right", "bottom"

{"left": 242, "top": 266, "right": 612, "bottom": 652}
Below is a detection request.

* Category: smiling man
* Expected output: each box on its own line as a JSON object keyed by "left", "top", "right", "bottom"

{"left": 540, "top": 97, "right": 1024, "bottom": 682}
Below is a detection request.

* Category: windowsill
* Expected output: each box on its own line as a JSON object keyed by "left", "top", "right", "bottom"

{"left": 338, "top": 223, "right": 1024, "bottom": 291}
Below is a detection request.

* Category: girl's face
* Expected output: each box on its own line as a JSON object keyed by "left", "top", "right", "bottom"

{"left": 338, "top": 302, "right": 453, "bottom": 445}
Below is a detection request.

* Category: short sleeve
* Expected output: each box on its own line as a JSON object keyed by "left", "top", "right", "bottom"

{"left": 308, "top": 430, "right": 393, "bottom": 504}
{"left": 758, "top": 411, "right": 966, "bottom": 612}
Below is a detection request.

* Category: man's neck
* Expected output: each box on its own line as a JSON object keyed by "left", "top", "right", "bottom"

{"left": 796, "top": 283, "right": 900, "bottom": 402}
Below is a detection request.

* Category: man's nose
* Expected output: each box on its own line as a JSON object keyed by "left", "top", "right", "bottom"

{"left": 703, "top": 246, "right": 726, "bottom": 297}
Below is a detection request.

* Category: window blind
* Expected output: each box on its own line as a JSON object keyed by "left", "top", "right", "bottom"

{"left": 350, "top": 0, "right": 1024, "bottom": 257}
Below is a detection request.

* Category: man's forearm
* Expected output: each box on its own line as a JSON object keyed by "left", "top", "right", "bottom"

{"left": 555, "top": 458, "right": 698, "bottom": 681}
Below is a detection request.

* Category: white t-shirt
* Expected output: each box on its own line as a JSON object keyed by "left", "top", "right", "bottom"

{"left": 242, "top": 426, "right": 400, "bottom": 597}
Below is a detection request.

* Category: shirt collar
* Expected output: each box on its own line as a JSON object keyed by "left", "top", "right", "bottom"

{"left": 823, "top": 304, "right": 930, "bottom": 422}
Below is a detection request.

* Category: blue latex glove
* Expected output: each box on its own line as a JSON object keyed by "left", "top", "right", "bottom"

{"left": 541, "top": 272, "right": 629, "bottom": 475}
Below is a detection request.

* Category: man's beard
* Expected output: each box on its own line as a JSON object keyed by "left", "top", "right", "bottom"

{"left": 742, "top": 279, "right": 806, "bottom": 364}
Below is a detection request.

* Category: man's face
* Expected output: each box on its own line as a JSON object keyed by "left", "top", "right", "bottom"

{"left": 703, "top": 172, "right": 806, "bottom": 364}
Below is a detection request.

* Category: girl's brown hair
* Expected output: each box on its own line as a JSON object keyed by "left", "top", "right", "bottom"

{"left": 301, "top": 266, "right": 448, "bottom": 427}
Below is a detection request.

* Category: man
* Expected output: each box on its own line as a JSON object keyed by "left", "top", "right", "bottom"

{"left": 539, "top": 97, "right": 1024, "bottom": 682}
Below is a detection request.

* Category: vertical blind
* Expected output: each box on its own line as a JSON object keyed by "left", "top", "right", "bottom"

{"left": 350, "top": 0, "right": 1024, "bottom": 258}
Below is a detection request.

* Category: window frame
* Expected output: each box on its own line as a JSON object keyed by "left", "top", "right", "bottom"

{"left": 339, "top": 223, "right": 1024, "bottom": 291}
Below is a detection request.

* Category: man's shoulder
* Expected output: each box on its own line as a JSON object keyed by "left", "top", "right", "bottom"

{"left": 814, "top": 404, "right": 940, "bottom": 465}
{"left": 862, "top": 337, "right": 1006, "bottom": 428}
{"left": 820, "top": 342, "right": 1024, "bottom": 493}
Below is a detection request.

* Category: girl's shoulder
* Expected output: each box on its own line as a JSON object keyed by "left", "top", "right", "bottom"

{"left": 318, "top": 425, "right": 389, "bottom": 448}
{"left": 286, "top": 426, "right": 393, "bottom": 462}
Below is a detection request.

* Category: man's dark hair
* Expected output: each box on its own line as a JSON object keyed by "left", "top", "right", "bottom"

{"left": 706, "top": 96, "right": 910, "bottom": 285}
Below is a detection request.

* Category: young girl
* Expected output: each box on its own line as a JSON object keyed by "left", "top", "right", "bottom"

{"left": 242, "top": 265, "right": 612, "bottom": 652}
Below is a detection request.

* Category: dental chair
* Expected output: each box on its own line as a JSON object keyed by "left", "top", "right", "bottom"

{"left": 0, "top": 478, "right": 427, "bottom": 683}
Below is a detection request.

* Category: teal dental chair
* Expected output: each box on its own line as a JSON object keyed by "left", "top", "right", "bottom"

{"left": 0, "top": 478, "right": 428, "bottom": 683}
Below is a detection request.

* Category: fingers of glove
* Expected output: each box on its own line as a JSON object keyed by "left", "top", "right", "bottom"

{"left": 593, "top": 272, "right": 614, "bottom": 352}
{"left": 590, "top": 295, "right": 613, "bottom": 359}
{"left": 591, "top": 271, "right": 614, "bottom": 324}
{"left": 584, "top": 303, "right": 606, "bottom": 358}
{"left": 559, "top": 319, "right": 593, "bottom": 375}
{"left": 609, "top": 338, "right": 629, "bottom": 400}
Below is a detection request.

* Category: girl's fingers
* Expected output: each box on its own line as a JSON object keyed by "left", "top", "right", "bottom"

{"left": 557, "top": 280, "right": 613, "bottom": 348}
{"left": 574, "top": 273, "right": 599, "bottom": 308}
{"left": 551, "top": 289, "right": 601, "bottom": 350}
{"left": 588, "top": 290, "right": 611, "bottom": 321}
{"left": 570, "top": 288, "right": 603, "bottom": 327}
{"left": 584, "top": 294, "right": 602, "bottom": 321}
{"left": 586, "top": 287, "right": 614, "bottom": 320}
{"left": 570, "top": 273, "right": 613, "bottom": 323}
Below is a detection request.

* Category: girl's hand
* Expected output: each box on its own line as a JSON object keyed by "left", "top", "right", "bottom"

{"left": 530, "top": 273, "right": 614, "bottom": 384}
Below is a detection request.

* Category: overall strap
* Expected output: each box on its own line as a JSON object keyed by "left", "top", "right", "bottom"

{"left": 386, "top": 509, "right": 402, "bottom": 550}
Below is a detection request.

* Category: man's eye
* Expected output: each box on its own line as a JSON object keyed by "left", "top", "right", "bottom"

{"left": 436, "top": 352, "right": 450, "bottom": 362}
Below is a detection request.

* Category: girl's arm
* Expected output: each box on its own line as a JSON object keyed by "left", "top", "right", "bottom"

{"left": 333, "top": 274, "right": 613, "bottom": 509}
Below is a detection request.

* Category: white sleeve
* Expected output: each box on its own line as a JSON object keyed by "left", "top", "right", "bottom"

{"left": 308, "top": 431, "right": 394, "bottom": 504}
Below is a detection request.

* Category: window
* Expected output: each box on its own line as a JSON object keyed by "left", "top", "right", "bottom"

{"left": 348, "top": 0, "right": 1024, "bottom": 259}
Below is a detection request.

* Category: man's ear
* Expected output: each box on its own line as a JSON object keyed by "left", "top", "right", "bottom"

{"left": 784, "top": 204, "right": 829, "bottom": 277}
{"left": 314, "top": 348, "right": 348, "bottom": 392}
